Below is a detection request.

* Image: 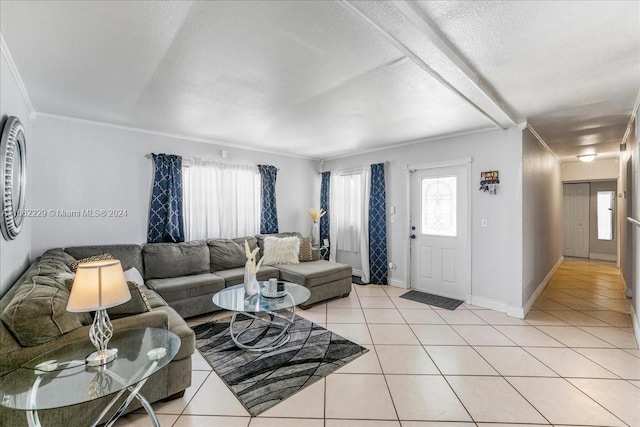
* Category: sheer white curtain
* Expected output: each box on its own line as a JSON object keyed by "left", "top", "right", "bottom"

{"left": 329, "top": 166, "right": 371, "bottom": 283}
{"left": 183, "top": 159, "right": 260, "bottom": 240}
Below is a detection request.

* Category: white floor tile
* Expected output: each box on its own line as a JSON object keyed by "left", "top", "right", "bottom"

{"left": 435, "top": 310, "right": 486, "bottom": 325}
{"left": 567, "top": 378, "right": 640, "bottom": 427}
{"left": 576, "top": 348, "right": 640, "bottom": 379}
{"left": 249, "top": 418, "right": 324, "bottom": 427}
{"left": 375, "top": 345, "right": 439, "bottom": 374}
{"left": 451, "top": 325, "right": 515, "bottom": 346}
{"left": 325, "top": 374, "right": 396, "bottom": 420}
{"left": 398, "top": 309, "right": 444, "bottom": 324}
{"left": 354, "top": 286, "right": 388, "bottom": 297}
{"left": 524, "top": 347, "right": 618, "bottom": 378}
{"left": 154, "top": 370, "right": 210, "bottom": 414}
{"left": 542, "top": 310, "right": 610, "bottom": 326}
{"left": 474, "top": 310, "right": 528, "bottom": 325}
{"left": 335, "top": 345, "right": 382, "bottom": 374}
{"left": 359, "top": 296, "right": 396, "bottom": 309}
{"left": 474, "top": 346, "right": 557, "bottom": 377}
{"left": 493, "top": 325, "right": 563, "bottom": 347}
{"left": 579, "top": 326, "right": 638, "bottom": 349}
{"left": 327, "top": 420, "right": 401, "bottom": 427}
{"left": 534, "top": 325, "right": 614, "bottom": 348}
{"left": 173, "top": 415, "right": 250, "bottom": 427}
{"left": 327, "top": 308, "right": 366, "bottom": 324}
{"left": 192, "top": 350, "right": 214, "bottom": 371}
{"left": 507, "top": 377, "right": 626, "bottom": 426}
{"left": 410, "top": 324, "right": 467, "bottom": 345}
{"left": 446, "top": 376, "right": 546, "bottom": 423}
{"left": 183, "top": 372, "right": 249, "bottom": 416}
{"left": 385, "top": 375, "right": 471, "bottom": 421}
{"left": 368, "top": 324, "right": 421, "bottom": 345}
{"left": 258, "top": 379, "right": 324, "bottom": 418}
{"left": 363, "top": 308, "right": 405, "bottom": 324}
{"left": 425, "top": 346, "right": 497, "bottom": 375}
{"left": 114, "top": 414, "right": 179, "bottom": 427}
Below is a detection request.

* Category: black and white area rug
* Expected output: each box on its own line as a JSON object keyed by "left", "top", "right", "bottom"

{"left": 400, "top": 290, "right": 464, "bottom": 310}
{"left": 192, "top": 314, "right": 368, "bottom": 416}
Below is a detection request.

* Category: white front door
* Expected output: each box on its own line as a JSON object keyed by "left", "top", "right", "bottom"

{"left": 410, "top": 163, "right": 470, "bottom": 300}
{"left": 563, "top": 183, "right": 590, "bottom": 258}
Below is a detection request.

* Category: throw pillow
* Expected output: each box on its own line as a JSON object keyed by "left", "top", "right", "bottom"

{"left": 299, "top": 236, "right": 313, "bottom": 262}
{"left": 107, "top": 281, "right": 152, "bottom": 318}
{"left": 124, "top": 267, "right": 145, "bottom": 286}
{"left": 67, "top": 253, "right": 114, "bottom": 272}
{"left": 262, "top": 236, "right": 301, "bottom": 265}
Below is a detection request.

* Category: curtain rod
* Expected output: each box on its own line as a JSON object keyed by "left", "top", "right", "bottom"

{"left": 145, "top": 154, "right": 280, "bottom": 170}
{"left": 320, "top": 160, "right": 390, "bottom": 174}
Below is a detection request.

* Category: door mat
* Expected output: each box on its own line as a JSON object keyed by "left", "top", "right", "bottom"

{"left": 400, "top": 290, "right": 463, "bottom": 310}
{"left": 192, "top": 314, "right": 368, "bottom": 416}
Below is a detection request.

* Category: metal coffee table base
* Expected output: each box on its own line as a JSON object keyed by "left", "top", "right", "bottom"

{"left": 229, "top": 306, "right": 296, "bottom": 352}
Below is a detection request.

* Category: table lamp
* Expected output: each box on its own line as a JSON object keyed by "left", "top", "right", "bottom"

{"left": 67, "top": 259, "right": 131, "bottom": 366}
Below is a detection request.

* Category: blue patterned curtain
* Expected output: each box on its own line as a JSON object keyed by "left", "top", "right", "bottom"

{"left": 320, "top": 171, "right": 331, "bottom": 260}
{"left": 148, "top": 154, "right": 185, "bottom": 243}
{"left": 258, "top": 164, "right": 279, "bottom": 234}
{"left": 368, "top": 163, "right": 388, "bottom": 284}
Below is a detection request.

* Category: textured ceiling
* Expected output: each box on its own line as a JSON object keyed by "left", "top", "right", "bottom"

{"left": 1, "top": 0, "right": 638, "bottom": 161}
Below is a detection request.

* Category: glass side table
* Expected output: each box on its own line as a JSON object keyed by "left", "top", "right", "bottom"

{"left": 213, "top": 281, "right": 311, "bottom": 352}
{"left": 0, "top": 328, "right": 179, "bottom": 427}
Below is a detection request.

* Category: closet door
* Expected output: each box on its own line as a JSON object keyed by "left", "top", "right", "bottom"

{"left": 563, "top": 183, "right": 590, "bottom": 258}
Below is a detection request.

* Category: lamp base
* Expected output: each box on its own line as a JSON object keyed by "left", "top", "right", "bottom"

{"left": 86, "top": 348, "right": 118, "bottom": 367}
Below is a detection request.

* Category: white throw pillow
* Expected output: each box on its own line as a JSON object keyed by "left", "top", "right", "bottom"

{"left": 262, "top": 236, "right": 300, "bottom": 265}
{"left": 124, "top": 267, "right": 145, "bottom": 286}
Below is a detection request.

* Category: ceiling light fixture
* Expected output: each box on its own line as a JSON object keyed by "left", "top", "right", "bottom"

{"left": 577, "top": 154, "right": 597, "bottom": 163}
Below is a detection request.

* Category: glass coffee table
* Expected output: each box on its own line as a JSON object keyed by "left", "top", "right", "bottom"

{"left": 0, "top": 328, "right": 179, "bottom": 427}
{"left": 212, "top": 281, "right": 311, "bottom": 352}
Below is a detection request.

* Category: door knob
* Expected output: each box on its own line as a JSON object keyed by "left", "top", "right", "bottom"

{"left": 410, "top": 234, "right": 416, "bottom": 239}
{"left": 411, "top": 226, "right": 416, "bottom": 230}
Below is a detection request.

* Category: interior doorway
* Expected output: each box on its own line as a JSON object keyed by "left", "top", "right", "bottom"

{"left": 563, "top": 181, "right": 618, "bottom": 261}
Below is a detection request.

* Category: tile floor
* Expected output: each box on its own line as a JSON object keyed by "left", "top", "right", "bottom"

{"left": 117, "top": 259, "right": 639, "bottom": 426}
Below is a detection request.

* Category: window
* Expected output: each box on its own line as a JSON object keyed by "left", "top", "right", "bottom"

{"left": 183, "top": 160, "right": 260, "bottom": 240}
{"left": 421, "top": 176, "right": 457, "bottom": 237}
{"left": 335, "top": 173, "right": 363, "bottom": 252}
{"left": 596, "top": 190, "right": 614, "bottom": 240}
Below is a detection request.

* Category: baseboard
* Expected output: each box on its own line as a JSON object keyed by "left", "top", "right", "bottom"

{"left": 469, "top": 294, "right": 508, "bottom": 313}
{"left": 388, "top": 277, "right": 408, "bottom": 288}
{"left": 521, "top": 256, "right": 565, "bottom": 319}
{"left": 352, "top": 269, "right": 364, "bottom": 280}
{"left": 507, "top": 305, "right": 525, "bottom": 319}
{"left": 589, "top": 253, "right": 617, "bottom": 261}
{"left": 632, "top": 304, "right": 640, "bottom": 352}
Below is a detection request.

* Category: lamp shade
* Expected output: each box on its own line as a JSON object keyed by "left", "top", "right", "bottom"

{"left": 67, "top": 260, "right": 131, "bottom": 312}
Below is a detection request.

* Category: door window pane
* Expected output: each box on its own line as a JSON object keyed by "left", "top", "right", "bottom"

{"left": 596, "top": 190, "right": 614, "bottom": 240}
{"left": 421, "top": 176, "right": 457, "bottom": 236}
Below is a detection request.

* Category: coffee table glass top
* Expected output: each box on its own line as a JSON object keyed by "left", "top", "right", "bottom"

{"left": 0, "top": 328, "right": 179, "bottom": 411}
{"left": 213, "top": 282, "right": 311, "bottom": 313}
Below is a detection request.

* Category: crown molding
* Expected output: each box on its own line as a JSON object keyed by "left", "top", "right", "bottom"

{"left": 0, "top": 32, "right": 36, "bottom": 115}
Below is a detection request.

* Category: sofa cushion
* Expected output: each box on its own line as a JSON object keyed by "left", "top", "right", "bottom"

{"left": 146, "top": 273, "right": 225, "bottom": 302}
{"left": 143, "top": 241, "right": 210, "bottom": 279}
{"left": 65, "top": 245, "right": 144, "bottom": 274}
{"left": 208, "top": 236, "right": 258, "bottom": 272}
{"left": 1, "top": 280, "right": 88, "bottom": 347}
{"left": 277, "top": 260, "right": 352, "bottom": 288}
{"left": 214, "top": 266, "right": 280, "bottom": 287}
{"left": 107, "top": 281, "right": 152, "bottom": 318}
{"left": 262, "top": 236, "right": 300, "bottom": 265}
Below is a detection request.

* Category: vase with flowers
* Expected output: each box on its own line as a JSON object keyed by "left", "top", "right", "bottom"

{"left": 243, "top": 240, "right": 263, "bottom": 296}
{"left": 308, "top": 208, "right": 325, "bottom": 248}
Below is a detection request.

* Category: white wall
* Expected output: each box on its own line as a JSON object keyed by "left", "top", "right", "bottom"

{"left": 522, "top": 129, "right": 563, "bottom": 307}
{"left": 562, "top": 159, "right": 619, "bottom": 182}
{"left": 0, "top": 50, "right": 32, "bottom": 296}
{"left": 322, "top": 127, "right": 525, "bottom": 313}
{"left": 29, "top": 115, "right": 319, "bottom": 257}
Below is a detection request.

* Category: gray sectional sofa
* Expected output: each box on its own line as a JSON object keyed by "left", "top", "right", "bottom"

{"left": 0, "top": 232, "right": 351, "bottom": 425}
{"left": 140, "top": 232, "right": 352, "bottom": 318}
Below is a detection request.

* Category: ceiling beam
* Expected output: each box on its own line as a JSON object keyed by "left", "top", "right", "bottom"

{"left": 342, "top": 0, "right": 517, "bottom": 129}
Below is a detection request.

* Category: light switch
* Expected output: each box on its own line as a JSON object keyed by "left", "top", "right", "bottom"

{"left": 481, "top": 219, "right": 488, "bottom": 228}
{"left": 390, "top": 206, "right": 396, "bottom": 214}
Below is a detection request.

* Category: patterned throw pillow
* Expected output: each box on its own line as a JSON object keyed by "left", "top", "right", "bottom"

{"left": 66, "top": 253, "right": 114, "bottom": 272}
{"left": 107, "top": 281, "right": 152, "bottom": 318}
{"left": 299, "top": 236, "right": 313, "bottom": 262}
